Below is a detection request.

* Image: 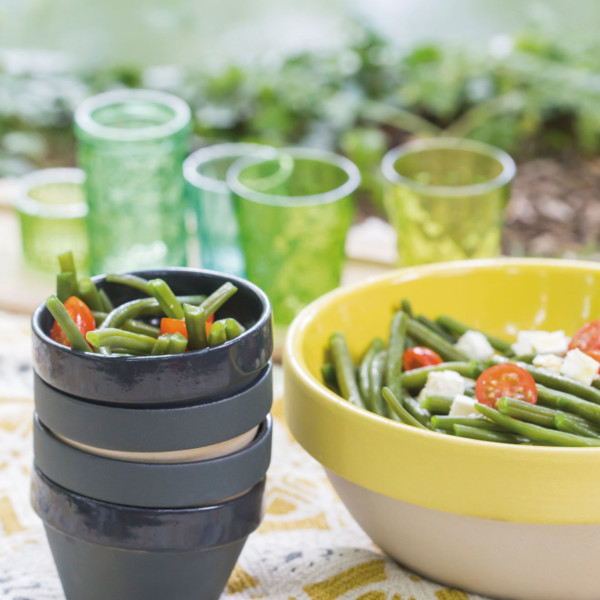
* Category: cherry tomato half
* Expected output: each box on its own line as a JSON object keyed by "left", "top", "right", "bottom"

{"left": 569, "top": 320, "right": 600, "bottom": 370}
{"left": 50, "top": 296, "right": 95, "bottom": 348}
{"left": 475, "top": 363, "right": 537, "bottom": 408}
{"left": 160, "top": 313, "right": 216, "bottom": 340}
{"left": 161, "top": 318, "right": 188, "bottom": 339}
{"left": 403, "top": 346, "right": 443, "bottom": 371}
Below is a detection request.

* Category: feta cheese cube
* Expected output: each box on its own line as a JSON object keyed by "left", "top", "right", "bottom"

{"left": 423, "top": 370, "right": 465, "bottom": 398}
{"left": 560, "top": 349, "right": 600, "bottom": 386}
{"left": 455, "top": 330, "right": 495, "bottom": 361}
{"left": 511, "top": 330, "right": 570, "bottom": 356}
{"left": 448, "top": 394, "right": 479, "bottom": 417}
{"left": 532, "top": 353, "right": 563, "bottom": 374}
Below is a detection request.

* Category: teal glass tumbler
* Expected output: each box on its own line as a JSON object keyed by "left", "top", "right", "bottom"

{"left": 382, "top": 137, "right": 516, "bottom": 267}
{"left": 227, "top": 147, "right": 359, "bottom": 327}
{"left": 75, "top": 89, "right": 191, "bottom": 274}
{"left": 15, "top": 168, "right": 89, "bottom": 274}
{"left": 183, "top": 143, "right": 271, "bottom": 277}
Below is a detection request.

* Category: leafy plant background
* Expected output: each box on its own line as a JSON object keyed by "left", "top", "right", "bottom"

{"left": 1, "top": 13, "right": 599, "bottom": 256}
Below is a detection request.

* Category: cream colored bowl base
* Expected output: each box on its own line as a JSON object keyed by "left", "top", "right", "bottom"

{"left": 326, "top": 469, "right": 600, "bottom": 600}
{"left": 58, "top": 426, "right": 259, "bottom": 464}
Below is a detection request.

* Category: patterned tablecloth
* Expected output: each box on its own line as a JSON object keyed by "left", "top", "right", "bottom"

{"left": 0, "top": 312, "right": 487, "bottom": 600}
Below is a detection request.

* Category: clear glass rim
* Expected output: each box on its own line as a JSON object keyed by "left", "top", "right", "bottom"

{"left": 381, "top": 137, "right": 516, "bottom": 197}
{"left": 183, "top": 143, "right": 274, "bottom": 194}
{"left": 74, "top": 89, "right": 191, "bottom": 142}
{"left": 226, "top": 146, "right": 361, "bottom": 206}
{"left": 15, "top": 168, "right": 87, "bottom": 219}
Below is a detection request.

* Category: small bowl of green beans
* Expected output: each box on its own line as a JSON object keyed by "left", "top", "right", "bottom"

{"left": 284, "top": 258, "right": 600, "bottom": 600}
{"left": 32, "top": 254, "right": 273, "bottom": 406}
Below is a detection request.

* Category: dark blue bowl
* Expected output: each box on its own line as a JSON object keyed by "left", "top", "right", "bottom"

{"left": 31, "top": 268, "right": 273, "bottom": 406}
{"left": 34, "top": 413, "right": 273, "bottom": 508}
{"left": 32, "top": 467, "right": 265, "bottom": 600}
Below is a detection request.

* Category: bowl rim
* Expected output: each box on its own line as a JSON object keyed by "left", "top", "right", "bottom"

{"left": 32, "top": 266, "right": 271, "bottom": 362}
{"left": 284, "top": 257, "right": 600, "bottom": 525}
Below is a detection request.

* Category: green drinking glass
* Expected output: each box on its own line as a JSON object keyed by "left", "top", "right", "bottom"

{"left": 75, "top": 89, "right": 191, "bottom": 274}
{"left": 227, "top": 147, "right": 359, "bottom": 327}
{"left": 382, "top": 138, "right": 516, "bottom": 267}
{"left": 183, "top": 143, "right": 272, "bottom": 277}
{"left": 15, "top": 168, "right": 89, "bottom": 273}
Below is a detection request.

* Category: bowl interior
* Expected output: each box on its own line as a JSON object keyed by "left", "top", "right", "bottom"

{"left": 36, "top": 268, "right": 268, "bottom": 341}
{"left": 284, "top": 259, "right": 600, "bottom": 525}
{"left": 298, "top": 260, "right": 600, "bottom": 377}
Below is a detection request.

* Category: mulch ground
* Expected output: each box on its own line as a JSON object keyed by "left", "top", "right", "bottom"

{"left": 504, "top": 157, "right": 600, "bottom": 259}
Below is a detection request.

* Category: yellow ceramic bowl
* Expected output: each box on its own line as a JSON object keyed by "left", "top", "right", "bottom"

{"left": 283, "top": 259, "right": 600, "bottom": 600}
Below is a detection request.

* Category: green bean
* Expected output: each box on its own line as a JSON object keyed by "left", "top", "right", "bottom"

{"left": 121, "top": 319, "right": 160, "bottom": 337}
{"left": 386, "top": 311, "right": 409, "bottom": 398}
{"left": 105, "top": 273, "right": 152, "bottom": 296}
{"left": 166, "top": 332, "right": 188, "bottom": 354}
{"left": 463, "top": 387, "right": 476, "bottom": 398}
{"left": 519, "top": 363, "right": 600, "bottom": 405}
{"left": 382, "top": 387, "right": 429, "bottom": 430}
{"left": 359, "top": 338, "right": 385, "bottom": 408}
{"left": 537, "top": 384, "right": 600, "bottom": 426}
{"left": 436, "top": 315, "right": 512, "bottom": 354}
{"left": 554, "top": 413, "right": 600, "bottom": 439}
{"left": 45, "top": 295, "right": 90, "bottom": 353}
{"left": 419, "top": 394, "right": 453, "bottom": 415}
{"left": 496, "top": 396, "right": 557, "bottom": 428}
{"left": 92, "top": 311, "right": 159, "bottom": 337}
{"left": 151, "top": 335, "right": 170, "bottom": 356}
{"left": 513, "top": 353, "right": 536, "bottom": 364}
{"left": 224, "top": 318, "right": 246, "bottom": 340}
{"left": 321, "top": 363, "right": 339, "bottom": 392}
{"left": 148, "top": 279, "right": 185, "bottom": 319}
{"left": 92, "top": 311, "right": 107, "bottom": 325}
{"left": 57, "top": 251, "right": 78, "bottom": 295}
{"left": 404, "top": 335, "right": 416, "bottom": 351}
{"left": 475, "top": 403, "right": 600, "bottom": 447}
{"left": 330, "top": 331, "right": 364, "bottom": 409}
{"left": 98, "top": 289, "right": 114, "bottom": 313}
{"left": 416, "top": 315, "right": 456, "bottom": 344}
{"left": 110, "top": 347, "right": 147, "bottom": 356}
{"left": 56, "top": 272, "right": 75, "bottom": 303}
{"left": 78, "top": 277, "right": 103, "bottom": 311}
{"left": 403, "top": 395, "right": 432, "bottom": 427}
{"left": 407, "top": 318, "right": 469, "bottom": 362}
{"left": 432, "top": 415, "right": 502, "bottom": 432}
{"left": 100, "top": 295, "right": 206, "bottom": 329}
{"left": 453, "top": 424, "right": 528, "bottom": 444}
{"left": 400, "top": 299, "right": 413, "bottom": 317}
{"left": 208, "top": 320, "right": 228, "bottom": 346}
{"left": 400, "top": 362, "right": 476, "bottom": 390}
{"left": 183, "top": 303, "right": 208, "bottom": 350}
{"left": 200, "top": 282, "right": 238, "bottom": 316}
{"left": 370, "top": 350, "right": 388, "bottom": 416}
{"left": 86, "top": 328, "right": 156, "bottom": 354}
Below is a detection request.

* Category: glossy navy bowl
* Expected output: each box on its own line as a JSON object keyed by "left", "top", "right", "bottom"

{"left": 32, "top": 467, "right": 265, "bottom": 600}
{"left": 34, "top": 413, "right": 273, "bottom": 508}
{"left": 31, "top": 268, "right": 273, "bottom": 406}
{"left": 33, "top": 362, "right": 272, "bottom": 454}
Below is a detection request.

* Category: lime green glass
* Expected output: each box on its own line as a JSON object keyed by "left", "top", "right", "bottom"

{"left": 382, "top": 138, "right": 516, "bottom": 266}
{"left": 75, "top": 89, "right": 191, "bottom": 274}
{"left": 15, "top": 168, "right": 89, "bottom": 273}
{"left": 183, "top": 143, "right": 272, "bottom": 277}
{"left": 228, "top": 147, "right": 359, "bottom": 327}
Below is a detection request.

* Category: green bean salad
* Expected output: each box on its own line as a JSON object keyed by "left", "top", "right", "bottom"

{"left": 46, "top": 251, "right": 245, "bottom": 356}
{"left": 324, "top": 299, "right": 600, "bottom": 447}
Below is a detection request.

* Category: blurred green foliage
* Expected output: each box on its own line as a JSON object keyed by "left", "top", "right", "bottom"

{"left": 1, "top": 22, "right": 600, "bottom": 212}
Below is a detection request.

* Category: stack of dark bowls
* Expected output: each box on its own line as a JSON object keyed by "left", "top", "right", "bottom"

{"left": 30, "top": 269, "right": 273, "bottom": 600}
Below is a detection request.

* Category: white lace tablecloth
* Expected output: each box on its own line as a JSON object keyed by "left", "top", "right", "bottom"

{"left": 0, "top": 311, "right": 487, "bottom": 600}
